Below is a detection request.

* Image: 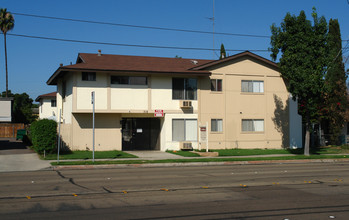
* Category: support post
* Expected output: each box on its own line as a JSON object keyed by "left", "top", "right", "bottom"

{"left": 57, "top": 109, "right": 62, "bottom": 164}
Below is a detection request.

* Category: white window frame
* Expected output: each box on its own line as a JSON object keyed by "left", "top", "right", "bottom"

{"left": 211, "top": 119, "right": 223, "bottom": 132}
{"left": 51, "top": 99, "right": 56, "bottom": 107}
{"left": 241, "top": 80, "right": 264, "bottom": 93}
{"left": 242, "top": 119, "right": 264, "bottom": 132}
{"left": 172, "top": 119, "right": 197, "bottom": 141}
{"left": 172, "top": 78, "right": 197, "bottom": 100}
{"left": 211, "top": 79, "right": 223, "bottom": 92}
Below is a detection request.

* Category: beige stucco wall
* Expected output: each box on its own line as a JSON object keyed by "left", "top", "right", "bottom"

{"left": 71, "top": 113, "right": 122, "bottom": 151}
{"left": 200, "top": 56, "right": 290, "bottom": 149}
{"left": 39, "top": 98, "right": 57, "bottom": 120}
{"left": 0, "top": 99, "right": 12, "bottom": 122}
{"left": 76, "top": 72, "right": 108, "bottom": 110}
{"left": 151, "top": 76, "right": 198, "bottom": 111}
{"left": 111, "top": 85, "right": 148, "bottom": 110}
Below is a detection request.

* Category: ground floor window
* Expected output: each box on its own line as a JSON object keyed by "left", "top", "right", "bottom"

{"left": 211, "top": 119, "right": 223, "bottom": 132}
{"left": 242, "top": 119, "right": 264, "bottom": 132}
{"left": 172, "top": 119, "right": 197, "bottom": 141}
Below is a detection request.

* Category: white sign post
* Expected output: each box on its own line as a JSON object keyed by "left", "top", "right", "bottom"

{"left": 91, "top": 91, "right": 95, "bottom": 163}
{"left": 199, "top": 122, "right": 209, "bottom": 152}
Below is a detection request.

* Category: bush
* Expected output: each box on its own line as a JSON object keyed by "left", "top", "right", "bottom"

{"left": 29, "top": 119, "right": 57, "bottom": 154}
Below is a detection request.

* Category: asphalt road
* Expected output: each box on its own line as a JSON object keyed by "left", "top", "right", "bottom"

{"left": 0, "top": 162, "right": 349, "bottom": 219}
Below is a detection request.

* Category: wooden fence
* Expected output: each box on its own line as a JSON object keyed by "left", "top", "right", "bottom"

{"left": 0, "top": 123, "right": 25, "bottom": 138}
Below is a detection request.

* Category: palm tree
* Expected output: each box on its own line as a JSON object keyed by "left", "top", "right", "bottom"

{"left": 0, "top": 8, "right": 14, "bottom": 97}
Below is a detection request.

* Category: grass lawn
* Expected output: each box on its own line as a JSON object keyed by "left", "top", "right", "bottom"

{"left": 166, "top": 150, "right": 201, "bottom": 157}
{"left": 42, "top": 150, "right": 138, "bottom": 160}
{"left": 212, "top": 149, "right": 293, "bottom": 156}
{"left": 51, "top": 154, "right": 349, "bottom": 166}
{"left": 212, "top": 146, "right": 349, "bottom": 156}
{"left": 167, "top": 146, "right": 349, "bottom": 157}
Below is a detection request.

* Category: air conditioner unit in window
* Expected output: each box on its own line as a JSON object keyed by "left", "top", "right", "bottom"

{"left": 180, "top": 100, "right": 192, "bottom": 108}
{"left": 180, "top": 142, "right": 193, "bottom": 151}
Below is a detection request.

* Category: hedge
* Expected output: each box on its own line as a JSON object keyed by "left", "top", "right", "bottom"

{"left": 29, "top": 119, "right": 57, "bottom": 154}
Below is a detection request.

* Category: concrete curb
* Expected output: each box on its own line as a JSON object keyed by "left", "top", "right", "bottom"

{"left": 51, "top": 158, "right": 349, "bottom": 171}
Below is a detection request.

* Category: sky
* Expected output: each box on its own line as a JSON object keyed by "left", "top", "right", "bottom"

{"left": 0, "top": 0, "right": 348, "bottom": 102}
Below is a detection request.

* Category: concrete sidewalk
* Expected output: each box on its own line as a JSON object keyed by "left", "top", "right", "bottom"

{"left": 0, "top": 138, "right": 51, "bottom": 172}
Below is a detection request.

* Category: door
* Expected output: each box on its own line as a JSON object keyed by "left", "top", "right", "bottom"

{"left": 122, "top": 118, "right": 160, "bottom": 151}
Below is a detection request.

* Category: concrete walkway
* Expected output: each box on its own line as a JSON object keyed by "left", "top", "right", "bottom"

{"left": 0, "top": 138, "right": 51, "bottom": 172}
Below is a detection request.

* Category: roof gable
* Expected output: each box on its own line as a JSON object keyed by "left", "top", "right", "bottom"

{"left": 35, "top": 92, "right": 57, "bottom": 102}
{"left": 190, "top": 51, "right": 278, "bottom": 71}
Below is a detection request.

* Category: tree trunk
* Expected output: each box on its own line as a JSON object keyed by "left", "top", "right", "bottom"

{"left": 4, "top": 33, "right": 8, "bottom": 98}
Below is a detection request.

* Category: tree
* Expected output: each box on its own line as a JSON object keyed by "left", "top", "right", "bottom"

{"left": 219, "top": 43, "right": 226, "bottom": 59}
{"left": 1, "top": 90, "right": 37, "bottom": 124}
{"left": 270, "top": 8, "right": 328, "bottom": 155}
{"left": 324, "top": 19, "right": 348, "bottom": 145}
{"left": 0, "top": 8, "right": 15, "bottom": 98}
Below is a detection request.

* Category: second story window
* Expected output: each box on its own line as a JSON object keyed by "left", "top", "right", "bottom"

{"left": 111, "top": 76, "right": 147, "bottom": 85}
{"left": 51, "top": 100, "right": 57, "bottom": 107}
{"left": 82, "top": 72, "right": 96, "bottom": 81}
{"left": 211, "top": 79, "right": 222, "bottom": 91}
{"left": 172, "top": 78, "right": 197, "bottom": 100}
{"left": 241, "top": 80, "right": 264, "bottom": 93}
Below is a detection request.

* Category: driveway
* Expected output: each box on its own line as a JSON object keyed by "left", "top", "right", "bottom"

{"left": 0, "top": 138, "right": 51, "bottom": 172}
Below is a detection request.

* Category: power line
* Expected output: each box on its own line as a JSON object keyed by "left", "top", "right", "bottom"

{"left": 6, "top": 33, "right": 270, "bottom": 52}
{"left": 12, "top": 12, "right": 270, "bottom": 38}
{"left": 11, "top": 12, "right": 349, "bottom": 42}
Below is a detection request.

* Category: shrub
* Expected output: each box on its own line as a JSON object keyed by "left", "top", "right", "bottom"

{"left": 29, "top": 119, "right": 57, "bottom": 154}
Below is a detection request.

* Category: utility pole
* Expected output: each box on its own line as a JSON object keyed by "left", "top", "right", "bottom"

{"left": 207, "top": 0, "right": 216, "bottom": 59}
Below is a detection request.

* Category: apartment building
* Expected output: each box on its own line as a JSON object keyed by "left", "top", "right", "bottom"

{"left": 36, "top": 92, "right": 57, "bottom": 121}
{"left": 46, "top": 51, "right": 302, "bottom": 151}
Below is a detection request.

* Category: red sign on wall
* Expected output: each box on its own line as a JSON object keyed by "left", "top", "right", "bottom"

{"left": 154, "top": 109, "right": 164, "bottom": 117}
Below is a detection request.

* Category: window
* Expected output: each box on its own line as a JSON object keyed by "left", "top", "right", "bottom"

{"left": 111, "top": 76, "right": 147, "bottom": 85}
{"left": 82, "top": 72, "right": 96, "bottom": 81}
{"left": 51, "top": 99, "right": 56, "bottom": 107}
{"left": 241, "top": 80, "right": 264, "bottom": 93}
{"left": 211, "top": 79, "right": 222, "bottom": 91}
{"left": 242, "top": 119, "right": 264, "bottom": 132}
{"left": 172, "top": 78, "right": 197, "bottom": 100}
{"left": 172, "top": 119, "right": 197, "bottom": 141}
{"left": 211, "top": 119, "right": 223, "bottom": 132}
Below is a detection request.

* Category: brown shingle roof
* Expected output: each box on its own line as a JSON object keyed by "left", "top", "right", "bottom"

{"left": 35, "top": 92, "right": 57, "bottom": 102}
{"left": 47, "top": 53, "right": 213, "bottom": 85}
{"left": 75, "top": 53, "right": 213, "bottom": 73}
{"left": 46, "top": 51, "right": 278, "bottom": 85}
